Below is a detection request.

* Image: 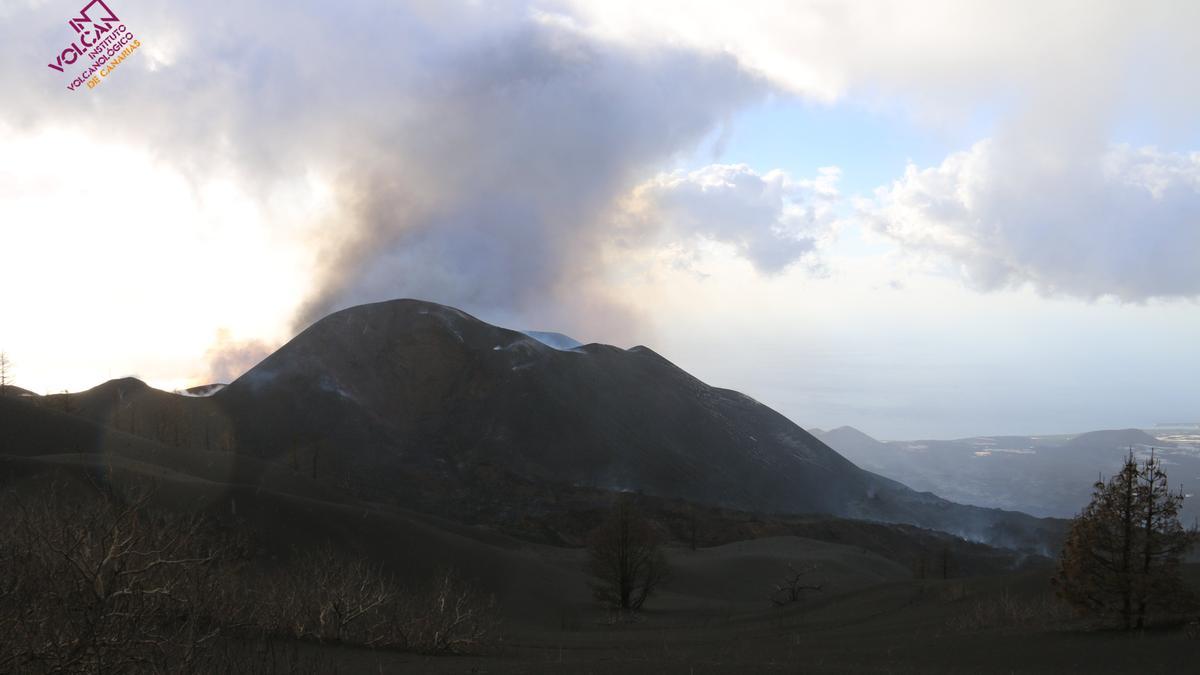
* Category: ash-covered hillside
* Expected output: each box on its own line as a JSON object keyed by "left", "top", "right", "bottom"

{"left": 153, "top": 299, "right": 1053, "bottom": 548}
{"left": 13, "top": 299, "right": 1060, "bottom": 550}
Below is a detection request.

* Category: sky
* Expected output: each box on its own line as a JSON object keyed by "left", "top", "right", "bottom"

{"left": 1, "top": 0, "right": 1198, "bottom": 439}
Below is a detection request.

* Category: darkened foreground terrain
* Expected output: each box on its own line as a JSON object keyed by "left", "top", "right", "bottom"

{"left": 4, "top": 448, "right": 1198, "bottom": 674}
{"left": 2, "top": 299, "right": 1197, "bottom": 672}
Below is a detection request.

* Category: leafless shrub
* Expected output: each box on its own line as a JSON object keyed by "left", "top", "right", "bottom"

{"left": 0, "top": 481, "right": 501, "bottom": 672}
{"left": 395, "top": 569, "right": 501, "bottom": 654}
{"left": 258, "top": 547, "right": 500, "bottom": 655}
{"left": 257, "top": 545, "right": 394, "bottom": 645}
{"left": 770, "top": 563, "right": 824, "bottom": 607}
{"left": 0, "top": 482, "right": 247, "bottom": 673}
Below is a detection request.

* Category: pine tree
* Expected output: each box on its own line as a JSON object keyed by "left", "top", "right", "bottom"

{"left": 1054, "top": 452, "right": 1194, "bottom": 629}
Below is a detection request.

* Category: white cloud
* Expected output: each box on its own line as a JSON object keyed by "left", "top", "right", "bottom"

{"left": 559, "top": 0, "right": 1200, "bottom": 120}
{"left": 560, "top": 0, "right": 1200, "bottom": 302}
{"left": 621, "top": 164, "right": 840, "bottom": 275}
{"left": 864, "top": 140, "right": 1200, "bottom": 300}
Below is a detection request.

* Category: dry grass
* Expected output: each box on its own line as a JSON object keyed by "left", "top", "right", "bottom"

{"left": 948, "top": 588, "right": 1075, "bottom": 633}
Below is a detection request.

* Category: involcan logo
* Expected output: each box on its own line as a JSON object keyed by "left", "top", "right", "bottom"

{"left": 47, "top": 1, "right": 142, "bottom": 92}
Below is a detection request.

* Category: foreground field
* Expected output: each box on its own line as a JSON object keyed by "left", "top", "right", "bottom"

{"left": 3, "top": 392, "right": 1196, "bottom": 674}
{"left": 358, "top": 568, "right": 1200, "bottom": 674}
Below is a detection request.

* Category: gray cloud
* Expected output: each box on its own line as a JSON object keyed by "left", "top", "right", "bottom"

{"left": 293, "top": 25, "right": 767, "bottom": 333}
{"left": 2, "top": 1, "right": 767, "bottom": 347}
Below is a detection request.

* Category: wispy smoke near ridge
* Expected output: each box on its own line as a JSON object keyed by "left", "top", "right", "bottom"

{"left": 203, "top": 329, "right": 273, "bottom": 384}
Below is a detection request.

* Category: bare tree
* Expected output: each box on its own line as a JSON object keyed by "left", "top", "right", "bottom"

{"left": 0, "top": 350, "right": 11, "bottom": 395}
{"left": 770, "top": 563, "right": 824, "bottom": 606}
{"left": 293, "top": 432, "right": 326, "bottom": 480}
{"left": 688, "top": 505, "right": 699, "bottom": 551}
{"left": 940, "top": 546, "right": 953, "bottom": 580}
{"left": 587, "top": 498, "right": 669, "bottom": 612}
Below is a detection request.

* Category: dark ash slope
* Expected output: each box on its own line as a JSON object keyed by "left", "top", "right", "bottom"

{"left": 205, "top": 299, "right": 1054, "bottom": 548}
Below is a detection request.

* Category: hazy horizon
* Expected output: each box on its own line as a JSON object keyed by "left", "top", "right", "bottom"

{"left": 6, "top": 296, "right": 1194, "bottom": 441}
